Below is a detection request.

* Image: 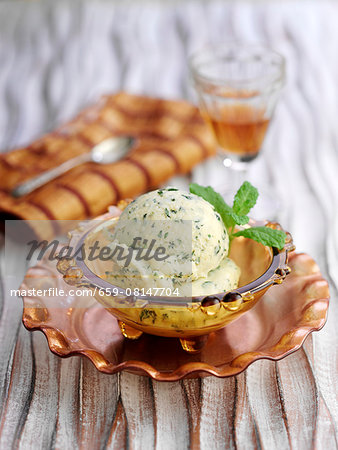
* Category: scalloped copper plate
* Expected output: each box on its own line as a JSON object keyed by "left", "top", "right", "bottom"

{"left": 20, "top": 252, "right": 329, "bottom": 381}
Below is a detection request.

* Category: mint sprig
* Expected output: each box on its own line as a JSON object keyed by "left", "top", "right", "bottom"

{"left": 233, "top": 181, "right": 258, "bottom": 216}
{"left": 189, "top": 182, "right": 286, "bottom": 250}
{"left": 189, "top": 183, "right": 249, "bottom": 229}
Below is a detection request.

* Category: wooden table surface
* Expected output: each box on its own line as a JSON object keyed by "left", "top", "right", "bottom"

{"left": 1, "top": 1, "right": 338, "bottom": 449}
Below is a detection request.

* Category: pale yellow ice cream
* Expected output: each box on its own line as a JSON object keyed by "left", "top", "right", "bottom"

{"left": 106, "top": 187, "right": 240, "bottom": 296}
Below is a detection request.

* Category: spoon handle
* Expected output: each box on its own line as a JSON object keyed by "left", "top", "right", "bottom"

{"left": 11, "top": 153, "right": 90, "bottom": 198}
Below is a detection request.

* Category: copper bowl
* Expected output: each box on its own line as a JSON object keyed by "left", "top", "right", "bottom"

{"left": 55, "top": 208, "right": 295, "bottom": 352}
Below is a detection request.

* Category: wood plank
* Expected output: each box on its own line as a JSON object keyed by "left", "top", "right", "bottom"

{"left": 246, "top": 360, "right": 290, "bottom": 449}
{"left": 233, "top": 373, "right": 258, "bottom": 450}
{"left": 119, "top": 372, "right": 155, "bottom": 450}
{"left": 17, "top": 332, "right": 59, "bottom": 450}
{"left": 106, "top": 401, "right": 128, "bottom": 450}
{"left": 276, "top": 349, "right": 318, "bottom": 449}
{"left": 54, "top": 357, "right": 82, "bottom": 450}
{"left": 0, "top": 240, "right": 32, "bottom": 449}
{"left": 199, "top": 377, "right": 236, "bottom": 449}
{"left": 0, "top": 327, "right": 34, "bottom": 449}
{"left": 78, "top": 360, "right": 119, "bottom": 449}
{"left": 152, "top": 380, "right": 190, "bottom": 449}
{"left": 181, "top": 379, "right": 201, "bottom": 449}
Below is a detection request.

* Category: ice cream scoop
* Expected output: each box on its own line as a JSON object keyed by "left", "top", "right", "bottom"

{"left": 106, "top": 187, "right": 240, "bottom": 296}
{"left": 112, "top": 187, "right": 228, "bottom": 276}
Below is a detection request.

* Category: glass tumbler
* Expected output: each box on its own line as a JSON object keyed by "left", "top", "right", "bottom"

{"left": 189, "top": 43, "right": 285, "bottom": 170}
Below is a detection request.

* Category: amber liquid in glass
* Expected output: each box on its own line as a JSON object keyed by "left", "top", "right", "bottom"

{"left": 206, "top": 104, "right": 270, "bottom": 162}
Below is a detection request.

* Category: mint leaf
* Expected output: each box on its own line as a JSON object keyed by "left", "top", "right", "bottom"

{"left": 233, "top": 181, "right": 258, "bottom": 216}
{"left": 228, "top": 211, "right": 250, "bottom": 226}
{"left": 190, "top": 182, "right": 286, "bottom": 250}
{"left": 189, "top": 183, "right": 249, "bottom": 229}
{"left": 232, "top": 226, "right": 286, "bottom": 250}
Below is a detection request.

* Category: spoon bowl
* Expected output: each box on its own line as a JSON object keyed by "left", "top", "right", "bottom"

{"left": 91, "top": 136, "right": 135, "bottom": 164}
{"left": 11, "top": 135, "right": 135, "bottom": 198}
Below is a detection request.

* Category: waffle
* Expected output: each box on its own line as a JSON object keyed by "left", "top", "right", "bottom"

{"left": 0, "top": 92, "right": 216, "bottom": 234}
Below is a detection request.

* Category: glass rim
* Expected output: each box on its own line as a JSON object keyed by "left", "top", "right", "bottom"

{"left": 189, "top": 42, "right": 286, "bottom": 89}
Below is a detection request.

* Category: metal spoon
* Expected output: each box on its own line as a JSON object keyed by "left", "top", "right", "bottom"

{"left": 11, "top": 136, "right": 135, "bottom": 198}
